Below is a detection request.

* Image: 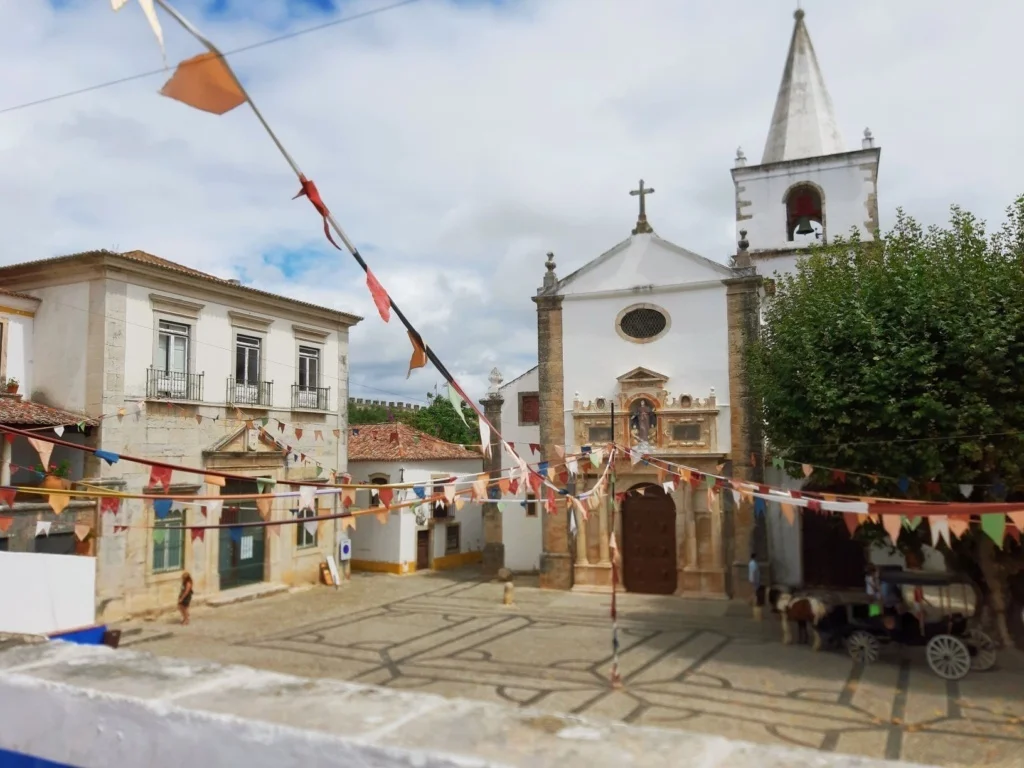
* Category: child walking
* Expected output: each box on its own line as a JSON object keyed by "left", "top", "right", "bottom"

{"left": 178, "top": 571, "right": 193, "bottom": 626}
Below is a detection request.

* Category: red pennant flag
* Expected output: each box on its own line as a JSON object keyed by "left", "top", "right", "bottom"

{"left": 314, "top": 430, "right": 323, "bottom": 442}
{"left": 528, "top": 472, "right": 543, "bottom": 495}
{"left": 688, "top": 473, "right": 702, "bottom": 491}
{"left": 807, "top": 499, "right": 822, "bottom": 513}
{"left": 831, "top": 470, "right": 846, "bottom": 483}
{"left": 295, "top": 427, "right": 303, "bottom": 440}
{"left": 529, "top": 443, "right": 541, "bottom": 456}
{"left": 0, "top": 517, "right": 12, "bottom": 533}
{"left": 148, "top": 465, "right": 172, "bottom": 492}
{"left": 293, "top": 176, "right": 342, "bottom": 250}
{"left": 191, "top": 528, "right": 205, "bottom": 543}
{"left": 558, "top": 469, "right": 569, "bottom": 485}
{"left": 366, "top": 269, "right": 391, "bottom": 322}
{"left": 278, "top": 421, "right": 286, "bottom": 433}
{"left": 545, "top": 487, "right": 557, "bottom": 514}
{"left": 615, "top": 492, "right": 626, "bottom": 502}
{"left": 0, "top": 488, "right": 15, "bottom": 509}
{"left": 508, "top": 478, "right": 520, "bottom": 495}
{"left": 3, "top": 433, "right": 13, "bottom": 445}
{"left": 99, "top": 497, "right": 120, "bottom": 516}
{"left": 159, "top": 52, "right": 246, "bottom": 115}
{"left": 925, "top": 481, "right": 941, "bottom": 496}
{"left": 843, "top": 512, "right": 860, "bottom": 536}
{"left": 377, "top": 487, "right": 394, "bottom": 508}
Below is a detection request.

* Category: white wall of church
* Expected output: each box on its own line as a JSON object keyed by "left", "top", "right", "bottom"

{"left": 734, "top": 150, "right": 879, "bottom": 263}
{"left": 561, "top": 286, "right": 732, "bottom": 455}
{"left": 497, "top": 367, "right": 542, "bottom": 572}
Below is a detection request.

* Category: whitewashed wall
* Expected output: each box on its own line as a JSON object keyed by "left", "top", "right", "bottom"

{"left": 0, "top": 313, "right": 33, "bottom": 395}
{"left": 734, "top": 150, "right": 879, "bottom": 260}
{"left": 498, "top": 367, "right": 540, "bottom": 473}
{"left": 561, "top": 285, "right": 731, "bottom": 455}
{"left": 0, "top": 552, "right": 96, "bottom": 634}
{"left": 23, "top": 283, "right": 90, "bottom": 412}
{"left": 504, "top": 499, "right": 541, "bottom": 572}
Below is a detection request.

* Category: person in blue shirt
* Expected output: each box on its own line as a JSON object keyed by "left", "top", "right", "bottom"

{"left": 749, "top": 553, "right": 763, "bottom": 619}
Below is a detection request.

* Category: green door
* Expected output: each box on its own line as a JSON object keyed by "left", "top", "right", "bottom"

{"left": 218, "top": 479, "right": 267, "bottom": 590}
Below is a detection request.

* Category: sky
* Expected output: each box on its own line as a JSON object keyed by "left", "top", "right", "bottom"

{"left": 1, "top": 0, "right": 1020, "bottom": 408}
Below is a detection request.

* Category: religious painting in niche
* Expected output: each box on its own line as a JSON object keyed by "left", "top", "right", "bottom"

{"left": 629, "top": 398, "right": 657, "bottom": 448}
{"left": 785, "top": 184, "right": 824, "bottom": 243}
{"left": 588, "top": 425, "right": 612, "bottom": 444}
{"left": 672, "top": 423, "right": 701, "bottom": 442}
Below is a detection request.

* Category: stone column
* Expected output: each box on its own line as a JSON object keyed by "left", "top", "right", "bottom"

{"left": 480, "top": 370, "right": 505, "bottom": 577}
{"left": 533, "top": 253, "right": 571, "bottom": 590}
{"left": 723, "top": 231, "right": 765, "bottom": 599}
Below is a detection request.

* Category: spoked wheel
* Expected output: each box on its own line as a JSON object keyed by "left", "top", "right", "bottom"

{"left": 926, "top": 634, "right": 971, "bottom": 680}
{"left": 964, "top": 628, "right": 997, "bottom": 672}
{"left": 846, "top": 630, "right": 880, "bottom": 664}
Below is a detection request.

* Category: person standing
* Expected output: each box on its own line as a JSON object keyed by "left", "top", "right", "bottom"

{"left": 749, "top": 553, "right": 763, "bottom": 620}
{"left": 178, "top": 571, "right": 193, "bottom": 626}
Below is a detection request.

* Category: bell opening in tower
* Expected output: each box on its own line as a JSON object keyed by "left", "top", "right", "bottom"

{"left": 785, "top": 184, "right": 825, "bottom": 243}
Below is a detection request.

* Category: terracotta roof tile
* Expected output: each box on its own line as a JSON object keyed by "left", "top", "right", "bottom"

{"left": 0, "top": 396, "right": 97, "bottom": 427}
{"left": 0, "top": 288, "right": 36, "bottom": 301}
{"left": 348, "top": 424, "right": 480, "bottom": 462}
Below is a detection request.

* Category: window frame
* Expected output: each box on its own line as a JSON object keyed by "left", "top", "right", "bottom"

{"left": 524, "top": 491, "right": 538, "bottom": 518}
{"left": 369, "top": 474, "right": 389, "bottom": 507}
{"left": 154, "top": 318, "right": 192, "bottom": 375}
{"left": 297, "top": 344, "right": 322, "bottom": 391}
{"left": 445, "top": 522, "right": 460, "bottom": 555}
{"left": 518, "top": 391, "right": 540, "bottom": 426}
{"left": 234, "top": 332, "right": 263, "bottom": 386}
{"left": 614, "top": 302, "right": 671, "bottom": 345}
{"left": 152, "top": 507, "right": 186, "bottom": 573}
{"left": 295, "top": 506, "right": 318, "bottom": 549}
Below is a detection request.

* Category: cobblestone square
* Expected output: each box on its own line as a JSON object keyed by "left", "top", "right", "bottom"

{"left": 120, "top": 571, "right": 1024, "bottom": 767}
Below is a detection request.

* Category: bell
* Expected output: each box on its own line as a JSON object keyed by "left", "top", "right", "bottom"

{"left": 795, "top": 216, "right": 814, "bottom": 236}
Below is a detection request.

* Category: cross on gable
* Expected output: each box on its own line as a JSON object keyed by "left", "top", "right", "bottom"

{"left": 629, "top": 179, "right": 655, "bottom": 235}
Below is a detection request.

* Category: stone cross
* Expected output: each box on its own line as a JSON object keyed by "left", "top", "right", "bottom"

{"left": 629, "top": 179, "right": 655, "bottom": 235}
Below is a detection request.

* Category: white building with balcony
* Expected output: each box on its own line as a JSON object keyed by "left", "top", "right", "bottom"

{"left": 0, "top": 249, "right": 360, "bottom": 619}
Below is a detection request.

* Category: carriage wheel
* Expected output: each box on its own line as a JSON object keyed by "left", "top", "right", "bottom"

{"left": 846, "top": 630, "right": 880, "bottom": 664}
{"left": 926, "top": 634, "right": 971, "bottom": 680}
{"left": 965, "top": 629, "right": 997, "bottom": 672}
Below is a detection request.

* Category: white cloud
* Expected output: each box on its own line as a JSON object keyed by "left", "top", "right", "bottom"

{"left": 1, "top": 0, "right": 1020, "bottom": 407}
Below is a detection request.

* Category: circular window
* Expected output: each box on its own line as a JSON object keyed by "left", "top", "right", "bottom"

{"left": 617, "top": 305, "right": 669, "bottom": 342}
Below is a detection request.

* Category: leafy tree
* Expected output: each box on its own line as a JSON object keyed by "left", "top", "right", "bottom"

{"left": 348, "top": 389, "right": 479, "bottom": 446}
{"left": 749, "top": 196, "right": 1024, "bottom": 646}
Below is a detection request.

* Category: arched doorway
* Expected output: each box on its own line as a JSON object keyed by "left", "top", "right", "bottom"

{"left": 621, "top": 483, "right": 677, "bottom": 595}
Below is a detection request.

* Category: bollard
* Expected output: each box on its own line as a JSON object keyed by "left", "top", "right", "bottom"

{"left": 503, "top": 581, "right": 514, "bottom": 606}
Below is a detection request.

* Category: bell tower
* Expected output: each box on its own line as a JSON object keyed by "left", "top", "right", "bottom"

{"left": 731, "top": 9, "right": 880, "bottom": 277}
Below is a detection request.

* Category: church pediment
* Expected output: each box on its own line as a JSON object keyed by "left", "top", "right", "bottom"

{"left": 616, "top": 366, "right": 669, "bottom": 389}
{"left": 205, "top": 425, "right": 283, "bottom": 455}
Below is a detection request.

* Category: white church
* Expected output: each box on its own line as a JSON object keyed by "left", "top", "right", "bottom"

{"left": 494, "top": 9, "right": 880, "bottom": 596}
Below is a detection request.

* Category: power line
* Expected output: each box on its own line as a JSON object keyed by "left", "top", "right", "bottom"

{"left": 0, "top": 0, "right": 423, "bottom": 116}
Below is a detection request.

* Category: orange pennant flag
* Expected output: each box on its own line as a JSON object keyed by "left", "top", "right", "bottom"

{"left": 1008, "top": 510, "right": 1024, "bottom": 533}
{"left": 0, "top": 517, "right": 12, "bottom": 533}
{"left": 882, "top": 514, "right": 903, "bottom": 544}
{"left": 256, "top": 497, "right": 272, "bottom": 520}
{"left": 74, "top": 524, "right": 91, "bottom": 542}
{"left": 160, "top": 52, "right": 246, "bottom": 115}
{"left": 498, "top": 477, "right": 511, "bottom": 495}
{"left": 205, "top": 474, "right": 226, "bottom": 487}
{"left": 267, "top": 523, "right": 280, "bottom": 538}
{"left": 341, "top": 516, "right": 357, "bottom": 532}
{"left": 843, "top": 512, "right": 860, "bottom": 536}
{"left": 48, "top": 493, "right": 69, "bottom": 515}
{"left": 948, "top": 516, "right": 970, "bottom": 539}
{"left": 780, "top": 504, "right": 796, "bottom": 525}
{"left": 407, "top": 331, "right": 428, "bottom": 378}
{"left": 376, "top": 511, "right": 389, "bottom": 525}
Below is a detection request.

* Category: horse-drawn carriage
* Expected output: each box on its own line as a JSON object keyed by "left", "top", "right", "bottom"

{"left": 822, "top": 571, "right": 996, "bottom": 680}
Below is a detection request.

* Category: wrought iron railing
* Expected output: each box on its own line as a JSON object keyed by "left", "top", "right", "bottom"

{"left": 146, "top": 368, "right": 204, "bottom": 401}
{"left": 291, "top": 384, "right": 330, "bottom": 411}
{"left": 227, "top": 378, "right": 273, "bottom": 407}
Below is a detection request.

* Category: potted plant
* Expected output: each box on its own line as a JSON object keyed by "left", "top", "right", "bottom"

{"left": 4, "top": 377, "right": 18, "bottom": 394}
{"left": 37, "top": 460, "right": 71, "bottom": 490}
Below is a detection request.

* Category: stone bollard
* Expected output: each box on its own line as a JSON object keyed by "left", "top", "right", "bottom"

{"left": 503, "top": 581, "right": 514, "bottom": 606}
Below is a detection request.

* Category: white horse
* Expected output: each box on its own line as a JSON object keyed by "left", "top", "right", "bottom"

{"left": 774, "top": 591, "right": 829, "bottom": 651}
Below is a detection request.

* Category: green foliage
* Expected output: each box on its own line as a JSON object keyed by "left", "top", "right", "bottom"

{"left": 349, "top": 391, "right": 479, "bottom": 446}
{"left": 750, "top": 196, "right": 1024, "bottom": 502}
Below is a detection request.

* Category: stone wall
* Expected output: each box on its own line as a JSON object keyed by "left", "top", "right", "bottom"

{"left": 0, "top": 642, "right": 932, "bottom": 768}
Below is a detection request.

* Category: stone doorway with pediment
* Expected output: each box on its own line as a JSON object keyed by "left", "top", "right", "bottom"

{"left": 620, "top": 483, "right": 677, "bottom": 595}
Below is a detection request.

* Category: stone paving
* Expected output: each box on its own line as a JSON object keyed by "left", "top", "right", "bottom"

{"left": 119, "top": 570, "right": 1024, "bottom": 767}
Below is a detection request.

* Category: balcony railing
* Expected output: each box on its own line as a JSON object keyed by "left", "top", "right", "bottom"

{"left": 227, "top": 378, "right": 273, "bottom": 407}
{"left": 146, "top": 368, "right": 204, "bottom": 401}
{"left": 292, "top": 384, "right": 330, "bottom": 411}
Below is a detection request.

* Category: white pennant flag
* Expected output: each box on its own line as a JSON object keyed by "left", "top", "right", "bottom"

{"left": 443, "top": 483, "right": 457, "bottom": 504}
{"left": 446, "top": 384, "right": 470, "bottom": 427}
{"left": 930, "top": 515, "right": 950, "bottom": 548}
{"left": 472, "top": 473, "right": 488, "bottom": 499}
{"left": 663, "top": 481, "right": 675, "bottom": 494}
{"left": 205, "top": 499, "right": 223, "bottom": 520}
{"left": 569, "top": 501, "right": 579, "bottom": 535}
{"left": 958, "top": 484, "right": 973, "bottom": 499}
{"left": 478, "top": 419, "right": 491, "bottom": 457}
{"left": 35, "top": 520, "right": 51, "bottom": 537}
{"left": 629, "top": 448, "right": 642, "bottom": 466}
{"left": 53, "top": 426, "right": 65, "bottom": 437}
{"left": 299, "top": 485, "right": 316, "bottom": 512}
{"left": 731, "top": 489, "right": 742, "bottom": 506}
{"left": 304, "top": 520, "right": 318, "bottom": 538}
{"left": 27, "top": 438, "right": 54, "bottom": 470}
{"left": 111, "top": 0, "right": 166, "bottom": 63}
{"left": 566, "top": 457, "right": 579, "bottom": 476}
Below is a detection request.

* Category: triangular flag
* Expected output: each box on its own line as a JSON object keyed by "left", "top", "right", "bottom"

{"left": 1008, "top": 510, "right": 1024, "bottom": 533}
{"left": 446, "top": 384, "right": 469, "bottom": 427}
{"left": 206, "top": 500, "right": 223, "bottom": 519}
{"left": 843, "top": 512, "right": 860, "bottom": 536}
{"left": 153, "top": 498, "right": 173, "bottom": 519}
{"left": 948, "top": 516, "right": 970, "bottom": 539}
{"left": 454, "top": 496, "right": 466, "bottom": 511}
{"left": 0, "top": 488, "right": 15, "bottom": 509}
{"left": 314, "top": 430, "right": 323, "bottom": 442}
{"left": 295, "top": 427, "right": 304, "bottom": 440}
{"left": 498, "top": 477, "right": 511, "bottom": 495}
{"left": 407, "top": 331, "right": 428, "bottom": 377}
{"left": 636, "top": 487, "right": 646, "bottom": 496}
{"left": 256, "top": 497, "right": 272, "bottom": 520}
{"left": 153, "top": 528, "right": 166, "bottom": 545}
{"left": 195, "top": 414, "right": 203, "bottom": 425}
{"left": 959, "top": 484, "right": 974, "bottom": 499}
{"left": 897, "top": 476, "right": 910, "bottom": 494}
{"left": 980, "top": 513, "right": 1006, "bottom": 547}
{"left": 566, "top": 457, "right": 578, "bottom": 476}
{"left": 48, "top": 493, "right": 69, "bottom": 516}
{"left": 780, "top": 504, "right": 795, "bottom": 525}
{"left": 74, "top": 524, "right": 91, "bottom": 542}
{"left": 299, "top": 485, "right": 316, "bottom": 511}
{"left": 479, "top": 419, "right": 491, "bottom": 457}
{"left": 545, "top": 487, "right": 557, "bottom": 514}
{"left": 117, "top": 408, "right": 125, "bottom": 422}
{"left": 731, "top": 489, "right": 741, "bottom": 506}
{"left": 160, "top": 52, "right": 246, "bottom": 115}
{"left": 801, "top": 464, "right": 813, "bottom": 478}
{"left": 27, "top": 438, "right": 54, "bottom": 470}
{"left": 341, "top": 516, "right": 357, "bottom": 532}
{"left": 1008, "top": 524, "right": 1021, "bottom": 544}
{"left": 149, "top": 465, "right": 172, "bottom": 492}
{"left": 205, "top": 474, "right": 226, "bottom": 488}
{"left": 662, "top": 481, "right": 675, "bottom": 495}
{"left": 377, "top": 487, "right": 394, "bottom": 508}
{"left": 0, "top": 517, "right": 13, "bottom": 533}
{"left": 472, "top": 474, "right": 488, "bottom": 499}
{"left": 443, "top": 483, "right": 457, "bottom": 504}
{"left": 35, "top": 520, "right": 51, "bottom": 537}
{"left": 590, "top": 448, "right": 604, "bottom": 469}
{"left": 111, "top": 0, "right": 165, "bottom": 62}
{"left": 304, "top": 519, "right": 319, "bottom": 538}
{"left": 341, "top": 488, "right": 356, "bottom": 508}
{"left": 53, "top": 426, "right": 64, "bottom": 437}
{"left": 191, "top": 528, "right": 205, "bottom": 543}
{"left": 930, "top": 516, "right": 950, "bottom": 548}
{"left": 882, "top": 514, "right": 903, "bottom": 545}
{"left": 375, "top": 511, "right": 389, "bottom": 525}
{"left": 366, "top": 269, "right": 391, "bottom": 322}
{"left": 256, "top": 478, "right": 276, "bottom": 493}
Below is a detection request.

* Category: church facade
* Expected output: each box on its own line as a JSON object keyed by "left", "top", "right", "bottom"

{"left": 498, "top": 9, "right": 880, "bottom": 597}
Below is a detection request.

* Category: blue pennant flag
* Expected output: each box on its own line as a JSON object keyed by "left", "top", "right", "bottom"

{"left": 897, "top": 476, "right": 910, "bottom": 494}
{"left": 413, "top": 485, "right": 426, "bottom": 500}
{"left": 230, "top": 526, "right": 243, "bottom": 543}
{"left": 153, "top": 498, "right": 173, "bottom": 520}
{"left": 94, "top": 450, "right": 120, "bottom": 466}
{"left": 538, "top": 461, "right": 549, "bottom": 475}
{"left": 754, "top": 497, "right": 766, "bottom": 518}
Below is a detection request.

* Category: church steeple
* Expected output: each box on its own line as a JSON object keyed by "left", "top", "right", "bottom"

{"left": 761, "top": 9, "right": 845, "bottom": 164}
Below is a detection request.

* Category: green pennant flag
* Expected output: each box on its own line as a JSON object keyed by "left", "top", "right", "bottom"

{"left": 316, "top": 464, "right": 324, "bottom": 477}
{"left": 589, "top": 452, "right": 600, "bottom": 470}
{"left": 77, "top": 420, "right": 86, "bottom": 432}
{"left": 446, "top": 384, "right": 470, "bottom": 428}
{"left": 256, "top": 478, "right": 276, "bottom": 493}
{"left": 705, "top": 475, "right": 715, "bottom": 490}
{"left": 904, "top": 516, "right": 922, "bottom": 530}
{"left": 260, "top": 417, "right": 270, "bottom": 427}
{"left": 980, "top": 513, "right": 1006, "bottom": 546}
{"left": 153, "top": 528, "right": 166, "bottom": 545}
{"left": 771, "top": 457, "right": 784, "bottom": 470}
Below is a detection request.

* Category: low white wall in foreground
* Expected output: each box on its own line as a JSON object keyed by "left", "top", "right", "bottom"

{"left": 0, "top": 552, "right": 95, "bottom": 634}
{"left": 0, "top": 643, "right": 933, "bottom": 768}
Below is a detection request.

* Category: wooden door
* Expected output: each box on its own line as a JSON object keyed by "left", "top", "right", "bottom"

{"left": 621, "top": 485, "right": 677, "bottom": 594}
{"left": 416, "top": 529, "right": 430, "bottom": 570}
{"left": 801, "top": 511, "right": 865, "bottom": 588}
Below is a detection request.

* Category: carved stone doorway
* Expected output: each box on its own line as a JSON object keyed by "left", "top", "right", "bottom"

{"left": 621, "top": 483, "right": 677, "bottom": 595}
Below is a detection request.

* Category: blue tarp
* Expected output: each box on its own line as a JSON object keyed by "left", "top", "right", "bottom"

{"left": 47, "top": 625, "right": 106, "bottom": 646}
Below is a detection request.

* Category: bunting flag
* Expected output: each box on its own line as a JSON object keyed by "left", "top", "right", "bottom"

{"left": 980, "top": 513, "right": 1006, "bottom": 546}
{"left": 529, "top": 443, "right": 541, "bottom": 456}
{"left": 479, "top": 419, "right": 491, "bottom": 458}
{"left": 27, "top": 438, "right": 54, "bottom": 470}
{"left": 959, "top": 484, "right": 974, "bottom": 499}
{"left": 341, "top": 516, "right": 357, "bottom": 532}
{"left": 407, "top": 331, "right": 427, "bottom": 377}
{"left": 205, "top": 499, "right": 223, "bottom": 519}
{"left": 498, "top": 477, "right": 511, "bottom": 495}
{"left": 160, "top": 52, "right": 246, "bottom": 114}
{"left": 205, "top": 474, "right": 226, "bottom": 488}
{"left": 299, "top": 485, "right": 316, "bottom": 511}
{"left": 48, "top": 493, "right": 69, "bottom": 516}
{"left": 256, "top": 497, "right": 272, "bottom": 520}
{"left": 443, "top": 483, "right": 457, "bottom": 505}
{"left": 545, "top": 487, "right": 556, "bottom": 514}
{"left": 566, "top": 457, "right": 578, "bottom": 476}
{"left": 780, "top": 503, "right": 796, "bottom": 525}
{"left": 341, "top": 488, "right": 356, "bottom": 508}
{"left": 590, "top": 448, "right": 603, "bottom": 470}
{"left": 111, "top": 0, "right": 164, "bottom": 60}
{"left": 0, "top": 517, "right": 12, "bottom": 533}
{"left": 454, "top": 496, "right": 466, "bottom": 511}
{"left": 314, "top": 430, "right": 324, "bottom": 442}
{"left": 801, "top": 463, "right": 813, "bottom": 478}
{"left": 366, "top": 269, "right": 391, "bottom": 322}
{"left": 882, "top": 514, "right": 903, "bottom": 544}
{"left": 153, "top": 498, "right": 173, "bottom": 520}
{"left": 0, "top": 488, "right": 15, "bottom": 509}
{"left": 74, "top": 524, "right": 91, "bottom": 542}
{"left": 153, "top": 528, "right": 166, "bottom": 545}
{"left": 95, "top": 450, "right": 120, "bottom": 466}
{"left": 375, "top": 511, "right": 388, "bottom": 525}
{"left": 53, "top": 426, "right": 65, "bottom": 437}
{"left": 191, "top": 528, "right": 205, "bottom": 543}
{"left": 149, "top": 465, "right": 172, "bottom": 492}
{"left": 35, "top": 521, "right": 51, "bottom": 537}
{"left": 948, "top": 516, "right": 970, "bottom": 539}
{"left": 843, "top": 512, "right": 860, "bottom": 536}
{"left": 293, "top": 176, "right": 342, "bottom": 250}
{"left": 472, "top": 474, "right": 488, "bottom": 500}
{"left": 445, "top": 383, "right": 469, "bottom": 428}
{"left": 931, "top": 515, "right": 950, "bottom": 548}
{"left": 377, "top": 487, "right": 394, "bottom": 508}
{"left": 304, "top": 520, "right": 319, "bottom": 538}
